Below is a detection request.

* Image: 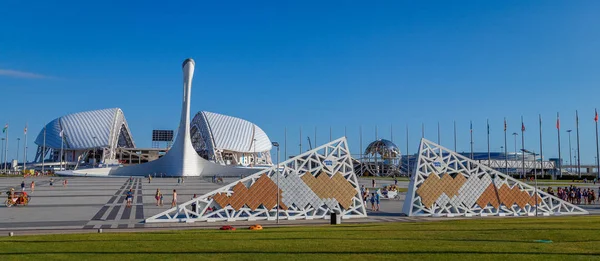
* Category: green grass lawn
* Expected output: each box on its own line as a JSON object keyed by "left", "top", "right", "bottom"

{"left": 2, "top": 216, "right": 600, "bottom": 260}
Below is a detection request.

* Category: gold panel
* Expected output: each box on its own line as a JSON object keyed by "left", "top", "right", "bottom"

{"left": 301, "top": 171, "right": 357, "bottom": 209}
{"left": 213, "top": 174, "right": 287, "bottom": 211}
{"left": 416, "top": 173, "right": 467, "bottom": 208}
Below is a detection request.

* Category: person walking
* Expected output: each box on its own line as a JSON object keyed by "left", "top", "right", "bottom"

{"left": 370, "top": 193, "right": 376, "bottom": 211}
{"left": 148, "top": 175, "right": 152, "bottom": 184}
{"left": 30, "top": 181, "right": 35, "bottom": 192}
{"left": 21, "top": 181, "right": 25, "bottom": 191}
{"left": 375, "top": 192, "right": 381, "bottom": 211}
{"left": 371, "top": 179, "right": 376, "bottom": 188}
{"left": 49, "top": 178, "right": 54, "bottom": 187}
{"left": 171, "top": 189, "right": 177, "bottom": 207}
{"left": 191, "top": 194, "right": 197, "bottom": 212}
{"left": 125, "top": 189, "right": 134, "bottom": 208}
{"left": 155, "top": 189, "right": 163, "bottom": 206}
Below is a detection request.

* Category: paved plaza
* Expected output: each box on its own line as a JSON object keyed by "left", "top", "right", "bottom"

{"left": 0, "top": 176, "right": 598, "bottom": 235}
{"left": 0, "top": 177, "right": 409, "bottom": 233}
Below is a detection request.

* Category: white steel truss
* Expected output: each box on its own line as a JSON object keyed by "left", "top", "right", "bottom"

{"left": 402, "top": 139, "right": 587, "bottom": 217}
{"left": 146, "top": 137, "right": 367, "bottom": 223}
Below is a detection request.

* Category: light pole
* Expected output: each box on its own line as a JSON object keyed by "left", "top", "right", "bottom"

{"left": 92, "top": 136, "right": 97, "bottom": 168}
{"left": 0, "top": 138, "right": 4, "bottom": 173}
{"left": 16, "top": 138, "right": 20, "bottom": 169}
{"left": 253, "top": 138, "right": 257, "bottom": 167}
{"left": 272, "top": 141, "right": 280, "bottom": 224}
{"left": 512, "top": 133, "right": 518, "bottom": 174}
{"left": 567, "top": 130, "right": 572, "bottom": 173}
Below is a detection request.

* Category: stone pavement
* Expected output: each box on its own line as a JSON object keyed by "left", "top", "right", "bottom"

{"left": 0, "top": 176, "right": 597, "bottom": 236}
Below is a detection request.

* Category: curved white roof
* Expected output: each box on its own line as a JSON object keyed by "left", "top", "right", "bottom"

{"left": 192, "top": 111, "right": 272, "bottom": 153}
{"left": 34, "top": 108, "right": 135, "bottom": 149}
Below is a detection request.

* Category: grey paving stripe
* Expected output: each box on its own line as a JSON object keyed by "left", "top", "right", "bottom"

{"left": 117, "top": 195, "right": 125, "bottom": 204}
{"left": 100, "top": 224, "right": 112, "bottom": 229}
{"left": 114, "top": 190, "right": 123, "bottom": 196}
{"left": 107, "top": 196, "right": 117, "bottom": 204}
{"left": 121, "top": 206, "right": 132, "bottom": 220}
{"left": 134, "top": 224, "right": 144, "bottom": 228}
{"left": 136, "top": 194, "right": 143, "bottom": 204}
{"left": 91, "top": 206, "right": 110, "bottom": 220}
{"left": 0, "top": 220, "right": 88, "bottom": 229}
{"left": 106, "top": 206, "right": 121, "bottom": 220}
{"left": 135, "top": 204, "right": 144, "bottom": 220}
{"left": 118, "top": 224, "right": 128, "bottom": 229}
{"left": 83, "top": 225, "right": 95, "bottom": 229}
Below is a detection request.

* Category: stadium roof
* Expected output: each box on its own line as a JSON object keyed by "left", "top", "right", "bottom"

{"left": 34, "top": 108, "right": 135, "bottom": 149}
{"left": 192, "top": 111, "right": 272, "bottom": 153}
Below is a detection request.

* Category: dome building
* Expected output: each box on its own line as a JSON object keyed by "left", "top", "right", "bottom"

{"left": 33, "top": 108, "right": 135, "bottom": 167}
{"left": 190, "top": 111, "right": 273, "bottom": 167}
{"left": 359, "top": 139, "right": 401, "bottom": 177}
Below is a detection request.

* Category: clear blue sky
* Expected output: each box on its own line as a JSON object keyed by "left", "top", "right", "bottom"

{"left": 1, "top": 1, "right": 599, "bottom": 164}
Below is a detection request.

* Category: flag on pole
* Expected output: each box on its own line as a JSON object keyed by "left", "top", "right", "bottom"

{"left": 557, "top": 115, "right": 560, "bottom": 130}
{"left": 24, "top": 125, "right": 27, "bottom": 135}
{"left": 487, "top": 120, "right": 490, "bottom": 134}
{"left": 504, "top": 119, "right": 507, "bottom": 131}
{"left": 522, "top": 122, "right": 526, "bottom": 132}
{"left": 595, "top": 109, "right": 598, "bottom": 122}
{"left": 2, "top": 124, "right": 7, "bottom": 133}
{"left": 470, "top": 121, "right": 473, "bottom": 133}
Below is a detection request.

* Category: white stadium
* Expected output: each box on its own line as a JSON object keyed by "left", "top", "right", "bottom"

{"left": 33, "top": 60, "right": 273, "bottom": 177}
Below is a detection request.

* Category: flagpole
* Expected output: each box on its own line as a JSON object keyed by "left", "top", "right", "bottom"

{"left": 504, "top": 118, "right": 508, "bottom": 174}
{"left": 42, "top": 126, "right": 46, "bottom": 174}
{"left": 299, "top": 126, "right": 302, "bottom": 153}
{"left": 421, "top": 123, "right": 424, "bottom": 139}
{"left": 284, "top": 127, "right": 287, "bottom": 160}
{"left": 521, "top": 116, "right": 525, "bottom": 179}
{"left": 406, "top": 124, "right": 410, "bottom": 177}
{"left": 4, "top": 124, "right": 8, "bottom": 173}
{"left": 557, "top": 113, "right": 562, "bottom": 179}
{"left": 470, "top": 121, "right": 473, "bottom": 159}
{"left": 487, "top": 119, "right": 491, "bottom": 164}
{"left": 60, "top": 131, "right": 64, "bottom": 171}
{"left": 437, "top": 122, "right": 440, "bottom": 144}
{"left": 595, "top": 109, "right": 599, "bottom": 180}
{"left": 454, "top": 120, "right": 457, "bottom": 152}
{"left": 23, "top": 125, "right": 27, "bottom": 174}
{"left": 359, "top": 125, "right": 363, "bottom": 163}
{"left": 329, "top": 126, "right": 332, "bottom": 142}
{"left": 576, "top": 110, "right": 581, "bottom": 178}
{"left": 391, "top": 124, "right": 393, "bottom": 143}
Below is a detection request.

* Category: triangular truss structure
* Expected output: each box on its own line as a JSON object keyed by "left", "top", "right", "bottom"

{"left": 146, "top": 137, "right": 367, "bottom": 223}
{"left": 402, "top": 139, "right": 588, "bottom": 217}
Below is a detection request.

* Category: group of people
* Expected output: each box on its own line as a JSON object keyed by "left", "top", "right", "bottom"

{"left": 548, "top": 186, "right": 598, "bottom": 205}
{"left": 360, "top": 185, "right": 380, "bottom": 211}
{"left": 154, "top": 188, "right": 178, "bottom": 207}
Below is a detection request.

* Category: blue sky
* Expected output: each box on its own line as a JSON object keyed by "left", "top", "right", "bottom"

{"left": 1, "top": 1, "right": 599, "bottom": 164}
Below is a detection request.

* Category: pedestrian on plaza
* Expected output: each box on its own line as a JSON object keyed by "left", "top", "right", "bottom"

{"left": 171, "top": 189, "right": 177, "bottom": 207}
{"left": 126, "top": 189, "right": 134, "bottom": 208}
{"left": 177, "top": 177, "right": 181, "bottom": 185}
{"left": 155, "top": 189, "right": 163, "bottom": 206}
{"left": 372, "top": 179, "right": 376, "bottom": 188}
{"left": 375, "top": 191, "right": 381, "bottom": 211}
{"left": 49, "top": 178, "right": 54, "bottom": 187}
{"left": 370, "top": 193, "right": 376, "bottom": 211}
{"left": 394, "top": 177, "right": 398, "bottom": 186}
{"left": 191, "top": 194, "right": 198, "bottom": 212}
{"left": 63, "top": 179, "right": 68, "bottom": 187}
{"left": 30, "top": 181, "right": 35, "bottom": 192}
{"left": 148, "top": 175, "right": 152, "bottom": 184}
{"left": 21, "top": 181, "right": 25, "bottom": 191}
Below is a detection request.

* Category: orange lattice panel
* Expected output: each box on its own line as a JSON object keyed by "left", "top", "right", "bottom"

{"left": 212, "top": 174, "right": 287, "bottom": 211}
{"left": 416, "top": 173, "right": 467, "bottom": 208}
{"left": 301, "top": 171, "right": 357, "bottom": 209}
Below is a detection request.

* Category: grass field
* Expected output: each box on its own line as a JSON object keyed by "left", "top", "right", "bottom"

{"left": 1, "top": 216, "right": 600, "bottom": 260}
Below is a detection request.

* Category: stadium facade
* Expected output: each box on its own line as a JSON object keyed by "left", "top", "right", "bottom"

{"left": 41, "top": 59, "right": 270, "bottom": 177}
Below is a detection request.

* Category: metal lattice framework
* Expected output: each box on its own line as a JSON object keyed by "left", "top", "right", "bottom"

{"left": 146, "top": 137, "right": 367, "bottom": 223}
{"left": 402, "top": 139, "right": 588, "bottom": 217}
